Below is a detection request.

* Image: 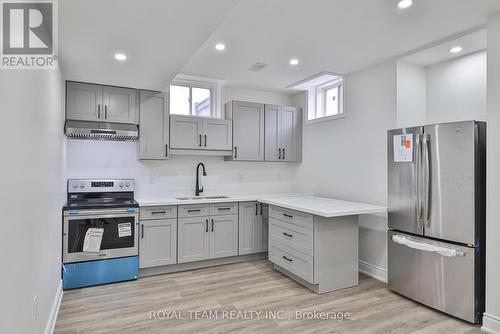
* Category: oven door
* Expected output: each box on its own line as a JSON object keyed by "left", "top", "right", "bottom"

{"left": 63, "top": 208, "right": 139, "bottom": 263}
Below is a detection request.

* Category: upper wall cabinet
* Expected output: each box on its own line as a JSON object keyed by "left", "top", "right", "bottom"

{"left": 265, "top": 105, "right": 302, "bottom": 162}
{"left": 170, "top": 115, "right": 232, "bottom": 154}
{"left": 66, "top": 81, "right": 138, "bottom": 124}
{"left": 138, "top": 91, "right": 170, "bottom": 160}
{"left": 225, "top": 101, "right": 265, "bottom": 161}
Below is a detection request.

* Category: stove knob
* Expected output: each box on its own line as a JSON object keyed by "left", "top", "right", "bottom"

{"left": 79, "top": 183, "right": 85, "bottom": 189}
{"left": 72, "top": 183, "right": 78, "bottom": 189}
{"left": 125, "top": 182, "right": 130, "bottom": 188}
{"left": 119, "top": 182, "right": 124, "bottom": 188}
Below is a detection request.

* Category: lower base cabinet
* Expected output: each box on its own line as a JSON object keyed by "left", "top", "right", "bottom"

{"left": 178, "top": 214, "right": 238, "bottom": 264}
{"left": 239, "top": 202, "right": 268, "bottom": 255}
{"left": 139, "top": 219, "right": 177, "bottom": 268}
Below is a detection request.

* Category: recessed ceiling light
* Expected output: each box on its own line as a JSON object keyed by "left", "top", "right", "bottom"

{"left": 449, "top": 46, "right": 463, "bottom": 54}
{"left": 215, "top": 43, "right": 226, "bottom": 51}
{"left": 289, "top": 58, "right": 299, "bottom": 66}
{"left": 114, "top": 53, "right": 127, "bottom": 61}
{"left": 397, "top": 0, "right": 413, "bottom": 9}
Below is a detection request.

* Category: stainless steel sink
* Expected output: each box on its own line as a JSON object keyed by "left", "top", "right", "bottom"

{"left": 176, "top": 196, "right": 229, "bottom": 200}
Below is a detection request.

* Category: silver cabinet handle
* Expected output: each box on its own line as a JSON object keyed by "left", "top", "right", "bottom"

{"left": 282, "top": 256, "right": 293, "bottom": 262}
{"left": 165, "top": 144, "right": 168, "bottom": 157}
{"left": 199, "top": 134, "right": 202, "bottom": 147}
{"left": 255, "top": 203, "right": 258, "bottom": 215}
{"left": 104, "top": 105, "right": 108, "bottom": 119}
{"left": 234, "top": 147, "right": 238, "bottom": 159}
{"left": 141, "top": 224, "right": 144, "bottom": 238}
{"left": 97, "top": 104, "right": 101, "bottom": 119}
{"left": 218, "top": 207, "right": 231, "bottom": 211}
{"left": 205, "top": 219, "right": 208, "bottom": 232}
{"left": 187, "top": 209, "right": 201, "bottom": 213}
{"left": 283, "top": 232, "right": 293, "bottom": 238}
{"left": 282, "top": 148, "right": 285, "bottom": 160}
{"left": 204, "top": 135, "right": 207, "bottom": 147}
{"left": 283, "top": 213, "right": 293, "bottom": 219}
{"left": 278, "top": 148, "right": 281, "bottom": 159}
{"left": 211, "top": 219, "right": 214, "bottom": 232}
{"left": 151, "top": 211, "right": 166, "bottom": 215}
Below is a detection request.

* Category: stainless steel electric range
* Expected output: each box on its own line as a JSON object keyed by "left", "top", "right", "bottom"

{"left": 62, "top": 179, "right": 139, "bottom": 289}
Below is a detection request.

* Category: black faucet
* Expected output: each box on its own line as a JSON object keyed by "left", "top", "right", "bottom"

{"left": 195, "top": 163, "right": 207, "bottom": 196}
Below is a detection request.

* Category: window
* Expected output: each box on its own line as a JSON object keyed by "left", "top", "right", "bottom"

{"left": 289, "top": 72, "right": 345, "bottom": 124}
{"left": 170, "top": 83, "right": 213, "bottom": 117}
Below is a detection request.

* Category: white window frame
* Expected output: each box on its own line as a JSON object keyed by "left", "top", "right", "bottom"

{"left": 306, "top": 77, "right": 346, "bottom": 125}
{"left": 170, "top": 75, "right": 225, "bottom": 119}
{"left": 321, "top": 80, "right": 344, "bottom": 119}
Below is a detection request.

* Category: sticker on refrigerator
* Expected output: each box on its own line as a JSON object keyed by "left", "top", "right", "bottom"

{"left": 393, "top": 134, "right": 413, "bottom": 162}
{"left": 83, "top": 228, "right": 104, "bottom": 252}
{"left": 118, "top": 223, "right": 132, "bottom": 238}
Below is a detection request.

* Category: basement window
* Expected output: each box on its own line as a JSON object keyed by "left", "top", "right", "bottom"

{"left": 169, "top": 75, "right": 224, "bottom": 118}
{"left": 289, "top": 72, "right": 346, "bottom": 124}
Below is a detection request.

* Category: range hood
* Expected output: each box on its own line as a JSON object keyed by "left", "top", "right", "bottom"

{"left": 64, "top": 120, "right": 139, "bottom": 141}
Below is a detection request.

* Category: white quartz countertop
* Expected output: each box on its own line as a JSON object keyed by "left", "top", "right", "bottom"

{"left": 137, "top": 193, "right": 386, "bottom": 217}
{"left": 259, "top": 196, "right": 387, "bottom": 217}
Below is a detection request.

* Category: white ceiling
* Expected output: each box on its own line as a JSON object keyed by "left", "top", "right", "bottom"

{"left": 59, "top": 0, "right": 241, "bottom": 90}
{"left": 401, "top": 29, "right": 487, "bottom": 67}
{"left": 181, "top": 0, "right": 500, "bottom": 92}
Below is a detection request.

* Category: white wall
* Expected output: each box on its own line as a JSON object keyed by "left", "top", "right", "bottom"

{"left": 66, "top": 86, "right": 297, "bottom": 199}
{"left": 292, "top": 61, "right": 397, "bottom": 275}
{"left": 396, "top": 60, "right": 426, "bottom": 127}
{"left": 0, "top": 70, "right": 65, "bottom": 333}
{"left": 426, "top": 51, "right": 487, "bottom": 123}
{"left": 483, "top": 12, "right": 500, "bottom": 334}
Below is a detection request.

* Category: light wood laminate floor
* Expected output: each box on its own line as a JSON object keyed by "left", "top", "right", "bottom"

{"left": 55, "top": 260, "right": 480, "bottom": 334}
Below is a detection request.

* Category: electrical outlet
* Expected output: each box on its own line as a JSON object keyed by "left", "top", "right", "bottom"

{"left": 32, "top": 295, "right": 38, "bottom": 320}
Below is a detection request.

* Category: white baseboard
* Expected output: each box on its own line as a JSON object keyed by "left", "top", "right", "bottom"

{"left": 359, "top": 260, "right": 388, "bottom": 283}
{"left": 482, "top": 313, "right": 500, "bottom": 333}
{"left": 44, "top": 280, "right": 63, "bottom": 334}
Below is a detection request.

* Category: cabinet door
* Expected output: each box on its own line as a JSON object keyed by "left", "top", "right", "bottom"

{"left": 232, "top": 101, "right": 265, "bottom": 161}
{"left": 139, "top": 219, "right": 177, "bottom": 268}
{"left": 264, "top": 104, "right": 281, "bottom": 161}
{"left": 178, "top": 217, "right": 210, "bottom": 263}
{"left": 66, "top": 82, "right": 102, "bottom": 122}
{"left": 209, "top": 215, "right": 238, "bottom": 259}
{"left": 138, "top": 91, "right": 169, "bottom": 160}
{"left": 238, "top": 202, "right": 262, "bottom": 255}
{"left": 170, "top": 115, "right": 204, "bottom": 149}
{"left": 102, "top": 87, "right": 138, "bottom": 124}
{"left": 280, "top": 106, "right": 300, "bottom": 162}
{"left": 261, "top": 204, "right": 269, "bottom": 251}
{"left": 204, "top": 119, "right": 232, "bottom": 150}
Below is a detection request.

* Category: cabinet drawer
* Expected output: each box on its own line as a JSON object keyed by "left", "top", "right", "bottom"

{"left": 140, "top": 206, "right": 177, "bottom": 220}
{"left": 210, "top": 202, "right": 238, "bottom": 216}
{"left": 269, "top": 206, "right": 313, "bottom": 229}
{"left": 269, "top": 242, "right": 314, "bottom": 283}
{"left": 269, "top": 218, "right": 313, "bottom": 256}
{"left": 178, "top": 204, "right": 210, "bottom": 218}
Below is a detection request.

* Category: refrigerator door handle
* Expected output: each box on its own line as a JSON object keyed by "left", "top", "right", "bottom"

{"left": 423, "top": 133, "right": 431, "bottom": 228}
{"left": 391, "top": 234, "right": 465, "bottom": 257}
{"left": 415, "top": 134, "right": 422, "bottom": 228}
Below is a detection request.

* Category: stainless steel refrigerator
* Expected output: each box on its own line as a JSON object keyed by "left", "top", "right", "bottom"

{"left": 387, "top": 120, "right": 486, "bottom": 324}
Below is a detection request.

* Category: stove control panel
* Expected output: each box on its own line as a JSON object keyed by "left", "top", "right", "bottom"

{"left": 68, "top": 179, "right": 135, "bottom": 193}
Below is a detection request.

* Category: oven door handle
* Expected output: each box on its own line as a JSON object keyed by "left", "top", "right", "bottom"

{"left": 64, "top": 208, "right": 139, "bottom": 217}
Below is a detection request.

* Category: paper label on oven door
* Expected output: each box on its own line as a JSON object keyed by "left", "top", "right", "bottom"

{"left": 118, "top": 223, "right": 132, "bottom": 238}
{"left": 83, "top": 228, "right": 104, "bottom": 253}
{"left": 393, "top": 134, "right": 413, "bottom": 162}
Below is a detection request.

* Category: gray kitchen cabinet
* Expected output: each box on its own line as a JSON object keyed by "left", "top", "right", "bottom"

{"left": 170, "top": 115, "right": 204, "bottom": 149}
{"left": 204, "top": 118, "right": 232, "bottom": 150}
{"left": 238, "top": 202, "right": 268, "bottom": 255}
{"left": 66, "top": 82, "right": 102, "bottom": 122}
{"left": 66, "top": 81, "right": 138, "bottom": 124}
{"left": 225, "top": 101, "right": 265, "bottom": 161}
{"left": 178, "top": 216, "right": 210, "bottom": 263}
{"left": 170, "top": 115, "right": 232, "bottom": 152}
{"left": 138, "top": 91, "right": 169, "bottom": 160}
{"left": 139, "top": 218, "right": 177, "bottom": 268}
{"left": 264, "top": 105, "right": 301, "bottom": 162}
{"left": 209, "top": 215, "right": 239, "bottom": 259}
{"left": 102, "top": 86, "right": 138, "bottom": 124}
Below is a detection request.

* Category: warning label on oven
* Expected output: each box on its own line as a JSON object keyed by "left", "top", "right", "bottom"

{"left": 118, "top": 223, "right": 132, "bottom": 238}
